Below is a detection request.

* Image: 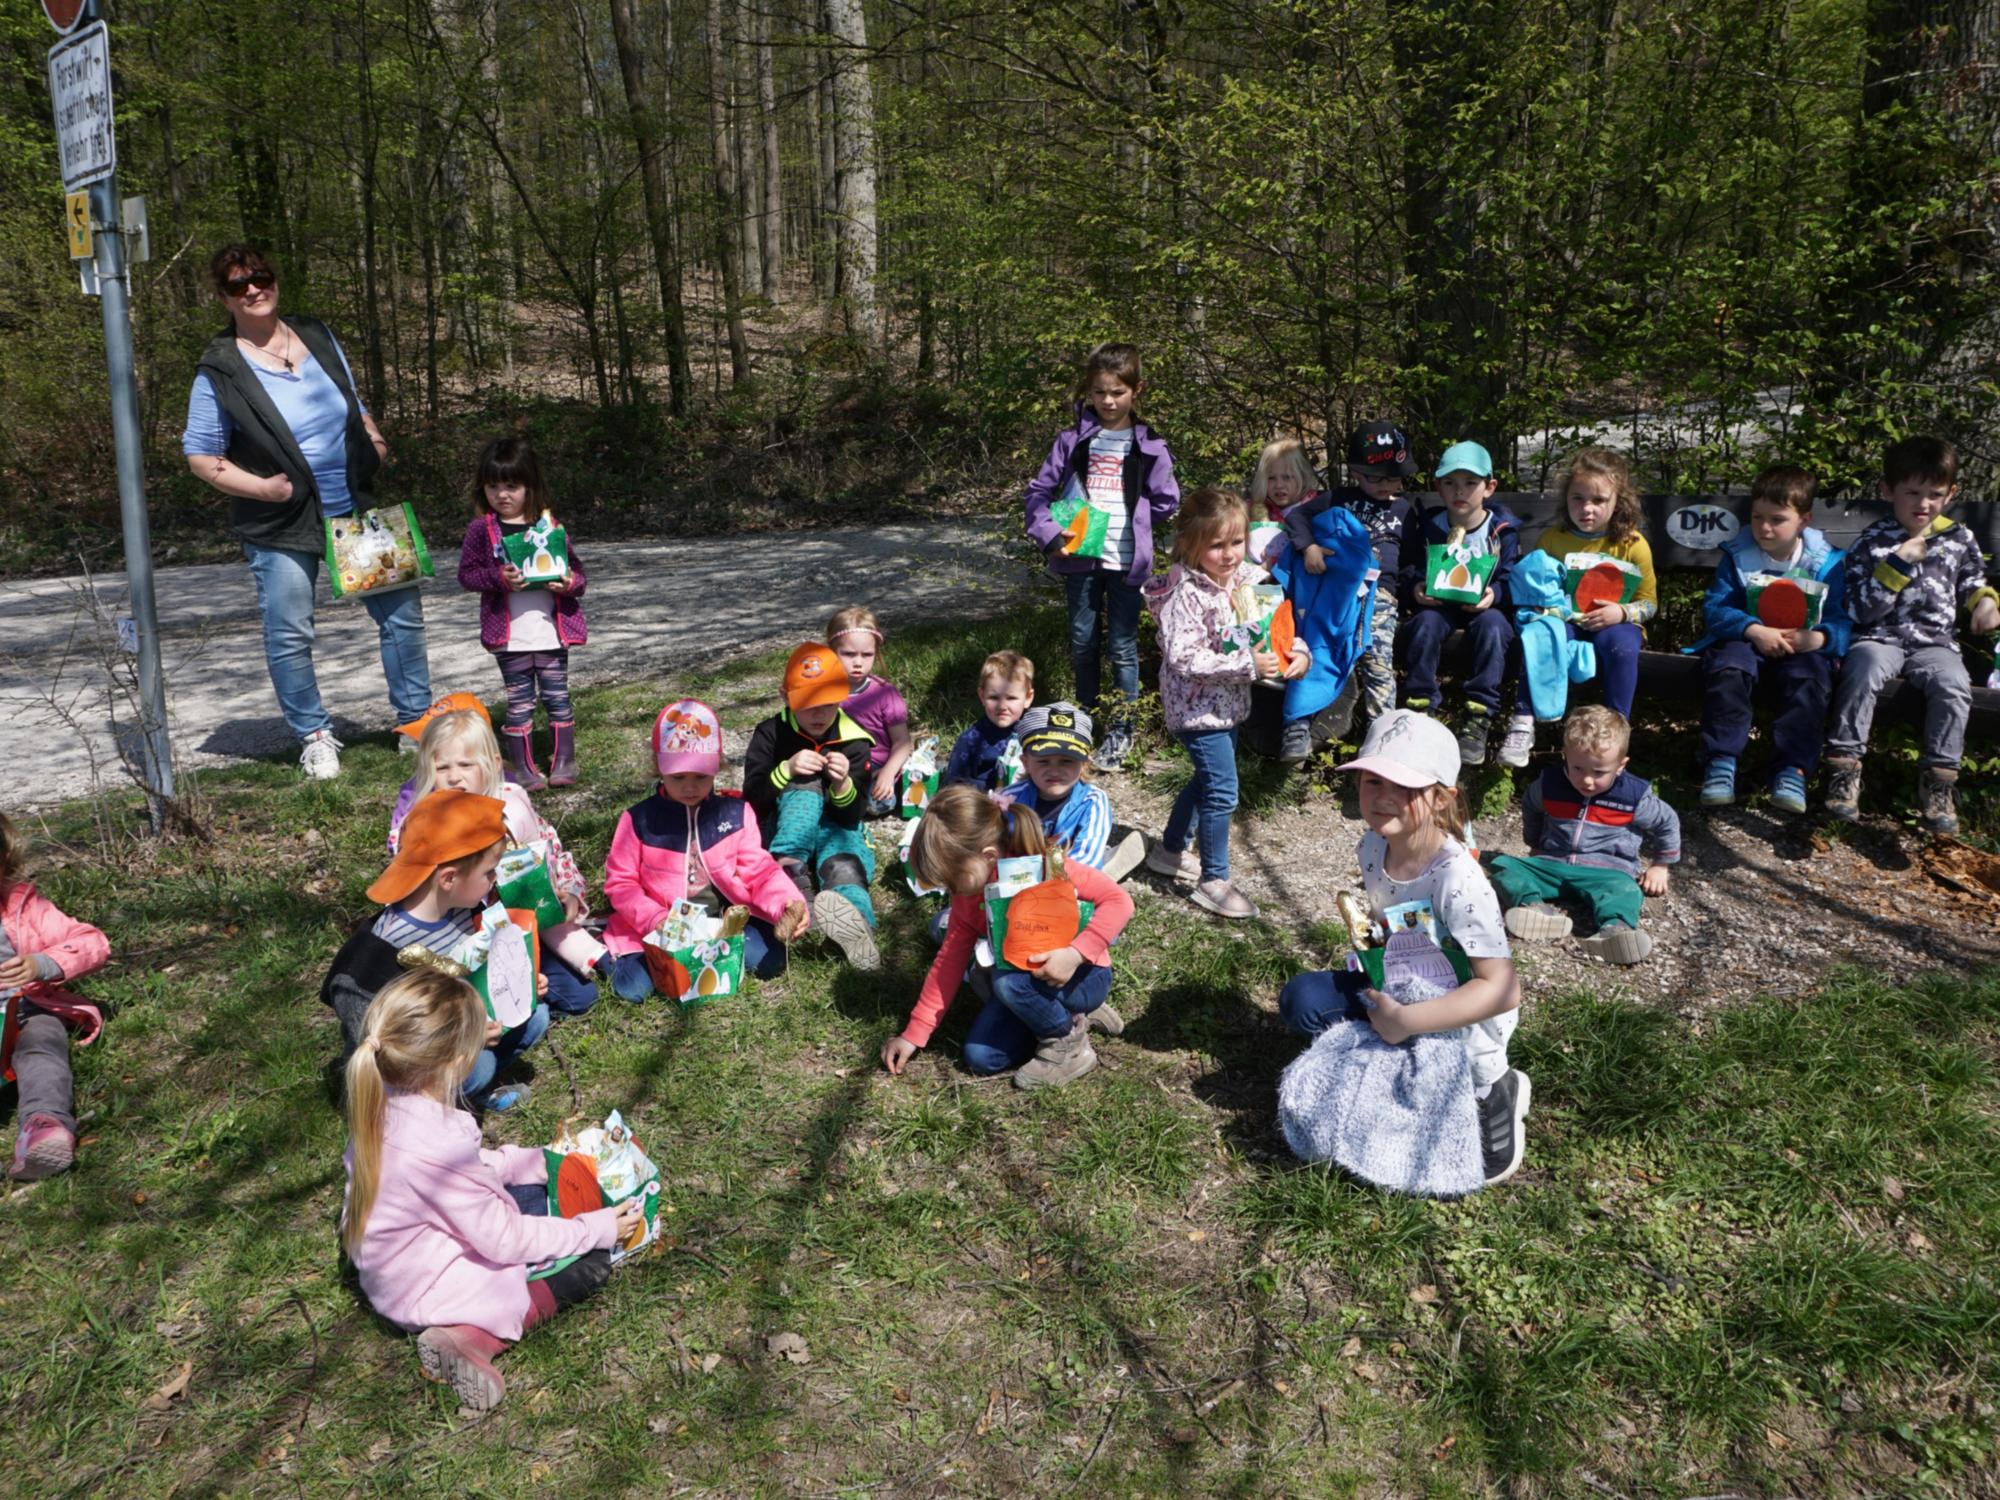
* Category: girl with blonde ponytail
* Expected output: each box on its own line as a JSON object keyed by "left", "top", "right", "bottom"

{"left": 882, "top": 785, "right": 1135, "bottom": 1091}
{"left": 341, "top": 970, "right": 642, "bottom": 1412}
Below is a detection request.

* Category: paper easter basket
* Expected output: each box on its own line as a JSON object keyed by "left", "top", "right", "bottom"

{"left": 495, "top": 841, "right": 567, "bottom": 931}
{"left": 1562, "top": 552, "right": 1641, "bottom": 615}
{"left": 899, "top": 735, "right": 941, "bottom": 820}
{"left": 980, "top": 854, "right": 1096, "bottom": 975}
{"left": 462, "top": 905, "right": 541, "bottom": 1028}
{"left": 1424, "top": 541, "right": 1499, "bottom": 605}
{"left": 1337, "top": 892, "right": 1473, "bottom": 997}
{"left": 641, "top": 901, "right": 748, "bottom": 1004}
{"left": 531, "top": 1110, "right": 665, "bottom": 1278}
{"left": 1222, "top": 583, "right": 1296, "bottom": 665}
{"left": 325, "top": 503, "right": 433, "bottom": 601}
{"left": 1747, "top": 574, "right": 1827, "bottom": 631}
{"left": 499, "top": 511, "right": 571, "bottom": 589}
{"left": 1050, "top": 481, "right": 1110, "bottom": 559}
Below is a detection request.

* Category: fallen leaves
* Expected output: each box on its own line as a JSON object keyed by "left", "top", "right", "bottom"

{"left": 765, "top": 1331, "right": 810, "bottom": 1365}
{"left": 142, "top": 1360, "right": 193, "bottom": 1413}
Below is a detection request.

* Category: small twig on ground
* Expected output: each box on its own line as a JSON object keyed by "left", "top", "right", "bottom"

{"left": 1061, "top": 1383, "right": 1128, "bottom": 1494}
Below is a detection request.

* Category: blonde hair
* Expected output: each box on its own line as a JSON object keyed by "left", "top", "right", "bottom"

{"left": 0, "top": 811, "right": 21, "bottom": 895}
{"left": 979, "top": 650, "right": 1034, "bottom": 693}
{"left": 341, "top": 970, "right": 489, "bottom": 1257}
{"left": 826, "top": 605, "right": 883, "bottom": 646}
{"left": 1560, "top": 447, "right": 1642, "bottom": 546}
{"left": 410, "top": 712, "right": 504, "bottom": 802}
{"left": 908, "top": 784, "right": 1048, "bottom": 891}
{"left": 1172, "top": 486, "right": 1251, "bottom": 565}
{"left": 1248, "top": 439, "right": 1319, "bottom": 510}
{"left": 1564, "top": 705, "right": 1631, "bottom": 759}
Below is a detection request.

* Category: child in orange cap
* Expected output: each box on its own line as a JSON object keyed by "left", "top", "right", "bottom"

{"left": 741, "top": 644, "right": 881, "bottom": 970}
{"left": 321, "top": 787, "right": 550, "bottom": 1113}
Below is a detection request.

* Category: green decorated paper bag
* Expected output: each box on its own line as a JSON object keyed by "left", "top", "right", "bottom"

{"left": 1424, "top": 529, "right": 1499, "bottom": 605}
{"left": 495, "top": 840, "right": 566, "bottom": 931}
{"left": 1562, "top": 552, "right": 1642, "bottom": 615}
{"left": 900, "top": 735, "right": 941, "bottom": 820}
{"left": 1747, "top": 574, "right": 1827, "bottom": 631}
{"left": 392, "top": 903, "right": 539, "bottom": 1026}
{"left": 499, "top": 510, "right": 571, "bottom": 589}
{"left": 978, "top": 854, "right": 1095, "bottom": 974}
{"left": 534, "top": 1111, "right": 664, "bottom": 1275}
{"left": 1338, "top": 892, "right": 1472, "bottom": 997}
{"left": 326, "top": 503, "right": 433, "bottom": 600}
{"left": 1050, "top": 479, "right": 1110, "bottom": 560}
{"left": 641, "top": 900, "right": 748, "bottom": 1003}
{"left": 897, "top": 816, "right": 944, "bottom": 898}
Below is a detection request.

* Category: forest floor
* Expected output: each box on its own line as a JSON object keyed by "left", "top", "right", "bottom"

{"left": 5, "top": 602, "right": 1999, "bottom": 1499}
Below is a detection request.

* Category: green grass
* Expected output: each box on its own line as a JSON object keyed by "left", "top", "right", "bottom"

{"left": 3, "top": 604, "right": 1998, "bottom": 1496}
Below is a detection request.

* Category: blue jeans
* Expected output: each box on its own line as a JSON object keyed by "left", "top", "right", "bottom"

{"left": 243, "top": 542, "right": 433, "bottom": 741}
{"left": 963, "top": 962, "right": 1114, "bottom": 1074}
{"left": 1064, "top": 571, "right": 1142, "bottom": 722}
{"left": 1699, "top": 640, "right": 1833, "bottom": 773}
{"left": 542, "top": 953, "right": 601, "bottom": 1016}
{"left": 1573, "top": 620, "right": 1641, "bottom": 719}
{"left": 1400, "top": 605, "right": 1514, "bottom": 713}
{"left": 462, "top": 1002, "right": 550, "bottom": 1104}
{"left": 1278, "top": 968, "right": 1371, "bottom": 1036}
{"left": 1161, "top": 727, "right": 1240, "bottom": 882}
{"left": 609, "top": 919, "right": 787, "bottom": 1002}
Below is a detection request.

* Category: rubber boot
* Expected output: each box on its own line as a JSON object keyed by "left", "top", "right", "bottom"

{"left": 501, "top": 727, "right": 548, "bottom": 791}
{"left": 417, "top": 1325, "right": 508, "bottom": 1411}
{"left": 547, "top": 720, "right": 578, "bottom": 787}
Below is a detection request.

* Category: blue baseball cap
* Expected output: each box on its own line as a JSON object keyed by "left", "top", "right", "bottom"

{"left": 1434, "top": 441, "right": 1493, "bottom": 480}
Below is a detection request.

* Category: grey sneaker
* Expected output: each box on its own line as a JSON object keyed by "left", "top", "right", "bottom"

{"left": 1456, "top": 707, "right": 1492, "bottom": 768}
{"left": 1144, "top": 841, "right": 1199, "bottom": 882}
{"left": 1497, "top": 715, "right": 1535, "bottom": 769}
{"left": 1918, "top": 768, "right": 1959, "bottom": 836}
{"left": 811, "top": 890, "right": 881, "bottom": 971}
{"left": 300, "top": 729, "right": 343, "bottom": 780}
{"left": 1086, "top": 1001, "right": 1125, "bottom": 1036}
{"left": 1580, "top": 924, "right": 1653, "bottom": 965}
{"left": 1504, "top": 903, "right": 1573, "bottom": 942}
{"left": 1091, "top": 728, "right": 1133, "bottom": 771}
{"left": 1015, "top": 1016, "right": 1098, "bottom": 1090}
{"left": 1101, "top": 830, "right": 1146, "bottom": 883}
{"left": 1191, "top": 879, "right": 1258, "bottom": 920}
{"left": 1278, "top": 717, "right": 1314, "bottom": 767}
{"left": 1479, "top": 1070, "right": 1532, "bottom": 1184}
{"left": 1823, "top": 757, "right": 1862, "bottom": 822}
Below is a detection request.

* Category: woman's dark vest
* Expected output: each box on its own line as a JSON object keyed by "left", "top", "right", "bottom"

{"left": 192, "top": 315, "right": 380, "bottom": 554}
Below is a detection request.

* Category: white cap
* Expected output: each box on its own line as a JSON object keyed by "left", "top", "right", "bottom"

{"left": 1337, "top": 709, "right": 1459, "bottom": 788}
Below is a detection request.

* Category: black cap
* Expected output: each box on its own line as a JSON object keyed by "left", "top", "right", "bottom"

{"left": 1345, "top": 421, "right": 1418, "bottom": 478}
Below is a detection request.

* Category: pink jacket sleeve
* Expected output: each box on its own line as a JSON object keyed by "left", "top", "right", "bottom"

{"left": 12, "top": 886, "right": 110, "bottom": 982}
{"left": 458, "top": 516, "right": 506, "bottom": 595}
{"left": 726, "top": 803, "right": 808, "bottom": 927}
{"left": 1066, "top": 860, "right": 1134, "bottom": 968}
{"left": 602, "top": 811, "right": 670, "bottom": 940}
{"left": 480, "top": 1143, "right": 549, "bottom": 1186}
{"left": 901, "top": 890, "right": 987, "bottom": 1048}
{"left": 412, "top": 1165, "right": 620, "bottom": 1265}
{"left": 1160, "top": 581, "right": 1257, "bottom": 684}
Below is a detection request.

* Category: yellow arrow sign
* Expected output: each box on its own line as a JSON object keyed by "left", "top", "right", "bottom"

{"left": 65, "top": 191, "right": 91, "bottom": 259}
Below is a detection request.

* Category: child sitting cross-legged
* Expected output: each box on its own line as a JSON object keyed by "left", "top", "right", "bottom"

{"left": 342, "top": 969, "right": 642, "bottom": 1412}
{"left": 999, "top": 702, "right": 1146, "bottom": 881}
{"left": 323, "top": 788, "right": 550, "bottom": 1112}
{"left": 881, "top": 784, "right": 1134, "bottom": 1089}
{"left": 743, "top": 644, "right": 882, "bottom": 971}
{"left": 602, "top": 699, "right": 810, "bottom": 1002}
{"left": 1488, "top": 706, "right": 1681, "bottom": 966}
{"left": 945, "top": 651, "right": 1034, "bottom": 791}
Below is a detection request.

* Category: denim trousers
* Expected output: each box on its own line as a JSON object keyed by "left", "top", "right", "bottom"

{"left": 962, "top": 961, "right": 1114, "bottom": 1074}
{"left": 462, "top": 1001, "right": 550, "bottom": 1104}
{"left": 1063, "top": 571, "right": 1142, "bottom": 721}
{"left": 1161, "top": 726, "right": 1240, "bottom": 882}
{"left": 1827, "top": 641, "right": 1972, "bottom": 770}
{"left": 243, "top": 542, "right": 432, "bottom": 740}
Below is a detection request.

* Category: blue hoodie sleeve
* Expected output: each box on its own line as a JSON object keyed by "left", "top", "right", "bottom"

{"left": 1521, "top": 776, "right": 1547, "bottom": 854}
{"left": 1702, "top": 552, "right": 1757, "bottom": 644}
{"left": 1489, "top": 516, "right": 1523, "bottom": 610}
{"left": 1815, "top": 547, "right": 1853, "bottom": 656}
{"left": 944, "top": 725, "right": 983, "bottom": 787}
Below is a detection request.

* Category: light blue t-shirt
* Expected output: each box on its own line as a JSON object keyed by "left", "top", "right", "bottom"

{"left": 182, "top": 336, "right": 367, "bottom": 516}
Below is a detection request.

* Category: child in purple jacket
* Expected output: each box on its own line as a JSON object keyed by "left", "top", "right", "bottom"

{"left": 457, "top": 436, "right": 588, "bottom": 790}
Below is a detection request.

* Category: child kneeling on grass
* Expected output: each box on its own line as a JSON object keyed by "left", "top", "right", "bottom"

{"left": 0, "top": 812, "right": 110, "bottom": 1181}
{"left": 881, "top": 785, "right": 1134, "bottom": 1090}
{"left": 1488, "top": 706, "right": 1680, "bottom": 966}
{"left": 343, "top": 969, "right": 642, "bottom": 1413}
{"left": 323, "top": 789, "right": 549, "bottom": 1113}
{"left": 602, "top": 699, "right": 810, "bottom": 1002}
{"left": 1276, "top": 710, "right": 1528, "bottom": 1190}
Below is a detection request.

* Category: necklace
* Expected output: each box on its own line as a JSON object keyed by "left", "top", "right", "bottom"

{"left": 238, "top": 328, "right": 296, "bottom": 374}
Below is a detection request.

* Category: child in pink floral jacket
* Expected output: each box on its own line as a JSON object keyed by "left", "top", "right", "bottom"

{"left": 0, "top": 813, "right": 110, "bottom": 1181}
{"left": 1141, "top": 488, "right": 1309, "bottom": 922}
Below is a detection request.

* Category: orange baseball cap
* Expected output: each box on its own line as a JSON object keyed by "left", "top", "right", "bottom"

{"left": 782, "top": 643, "right": 850, "bottom": 712}
{"left": 366, "top": 788, "right": 507, "bottom": 905}
{"left": 395, "top": 691, "right": 493, "bottom": 740}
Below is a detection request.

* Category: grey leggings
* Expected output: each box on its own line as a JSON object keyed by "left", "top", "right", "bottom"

{"left": 11, "top": 1003, "right": 74, "bottom": 1133}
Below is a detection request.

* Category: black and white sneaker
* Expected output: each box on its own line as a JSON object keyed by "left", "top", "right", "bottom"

{"left": 1091, "top": 727, "right": 1133, "bottom": 772}
{"left": 1478, "top": 1069, "right": 1531, "bottom": 1184}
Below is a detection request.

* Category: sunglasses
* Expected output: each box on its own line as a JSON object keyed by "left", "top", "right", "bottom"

{"left": 223, "top": 270, "right": 276, "bottom": 297}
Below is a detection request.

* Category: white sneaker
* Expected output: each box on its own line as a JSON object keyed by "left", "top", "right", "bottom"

{"left": 300, "top": 730, "right": 344, "bottom": 780}
{"left": 1497, "top": 715, "right": 1535, "bottom": 769}
{"left": 1143, "top": 840, "right": 1199, "bottom": 883}
{"left": 1101, "top": 830, "right": 1147, "bottom": 883}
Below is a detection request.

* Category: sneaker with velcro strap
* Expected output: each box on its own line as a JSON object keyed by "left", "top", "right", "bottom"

{"left": 1478, "top": 1069, "right": 1532, "bottom": 1184}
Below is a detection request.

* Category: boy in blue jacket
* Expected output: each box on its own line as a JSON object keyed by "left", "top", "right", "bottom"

{"left": 1397, "top": 441, "right": 1523, "bottom": 766}
{"left": 1687, "top": 465, "right": 1851, "bottom": 814}
{"left": 944, "top": 651, "right": 1034, "bottom": 791}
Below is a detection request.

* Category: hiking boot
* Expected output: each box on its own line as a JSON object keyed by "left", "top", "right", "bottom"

{"left": 1144, "top": 840, "right": 1199, "bottom": 883}
{"left": 547, "top": 720, "right": 578, "bottom": 787}
{"left": 1277, "top": 717, "right": 1314, "bottom": 767}
{"left": 1823, "top": 756, "right": 1862, "bottom": 822}
{"left": 1769, "top": 766, "right": 1808, "bottom": 816}
{"left": 1456, "top": 705, "right": 1492, "bottom": 768}
{"left": 1191, "top": 879, "right": 1258, "bottom": 920}
{"left": 1497, "top": 715, "right": 1535, "bottom": 769}
{"left": 501, "top": 727, "right": 548, "bottom": 791}
{"left": 1014, "top": 1015, "right": 1098, "bottom": 1090}
{"left": 811, "top": 890, "right": 881, "bottom": 971}
{"left": 1085, "top": 1001, "right": 1125, "bottom": 1037}
{"left": 1478, "top": 1070, "right": 1532, "bottom": 1184}
{"left": 1101, "top": 830, "right": 1146, "bottom": 883}
{"left": 1091, "top": 727, "right": 1133, "bottom": 772}
{"left": 1700, "top": 757, "right": 1737, "bottom": 807}
{"left": 9, "top": 1113, "right": 75, "bottom": 1182}
{"left": 299, "top": 730, "right": 343, "bottom": 781}
{"left": 1918, "top": 767, "right": 1959, "bottom": 836}
{"left": 1504, "top": 903, "right": 1573, "bottom": 942}
{"left": 1580, "top": 923, "right": 1653, "bottom": 965}
{"left": 417, "top": 1325, "right": 507, "bottom": 1411}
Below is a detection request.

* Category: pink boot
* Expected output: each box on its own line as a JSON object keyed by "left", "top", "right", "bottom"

{"left": 500, "top": 727, "right": 548, "bottom": 792}
{"left": 416, "top": 1324, "right": 508, "bottom": 1410}
{"left": 547, "top": 720, "right": 578, "bottom": 787}
{"left": 10, "top": 1114, "right": 76, "bottom": 1181}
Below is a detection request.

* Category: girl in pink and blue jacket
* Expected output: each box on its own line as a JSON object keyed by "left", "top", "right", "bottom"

{"left": 601, "top": 699, "right": 811, "bottom": 1002}
{"left": 1, "top": 812, "right": 110, "bottom": 1182}
{"left": 342, "top": 969, "right": 641, "bottom": 1412}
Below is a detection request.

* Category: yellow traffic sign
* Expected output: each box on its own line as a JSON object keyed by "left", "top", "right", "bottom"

{"left": 65, "top": 191, "right": 91, "bottom": 259}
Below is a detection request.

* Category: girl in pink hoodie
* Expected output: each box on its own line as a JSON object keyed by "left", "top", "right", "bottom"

{"left": 342, "top": 969, "right": 642, "bottom": 1411}
{"left": 1, "top": 812, "right": 110, "bottom": 1181}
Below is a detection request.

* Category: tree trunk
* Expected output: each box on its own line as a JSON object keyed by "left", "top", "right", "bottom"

{"left": 705, "top": 0, "right": 753, "bottom": 380}
{"left": 734, "top": 21, "right": 761, "bottom": 300}
{"left": 757, "top": 2, "right": 782, "bottom": 300}
{"left": 607, "top": 0, "right": 693, "bottom": 414}
{"left": 823, "top": 0, "right": 878, "bottom": 344}
{"left": 814, "top": 46, "right": 839, "bottom": 295}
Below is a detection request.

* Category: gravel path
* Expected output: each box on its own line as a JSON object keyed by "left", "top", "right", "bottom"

{"left": 0, "top": 521, "right": 1025, "bottom": 808}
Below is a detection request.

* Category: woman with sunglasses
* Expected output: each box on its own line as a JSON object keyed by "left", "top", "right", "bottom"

{"left": 182, "top": 244, "right": 432, "bottom": 780}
